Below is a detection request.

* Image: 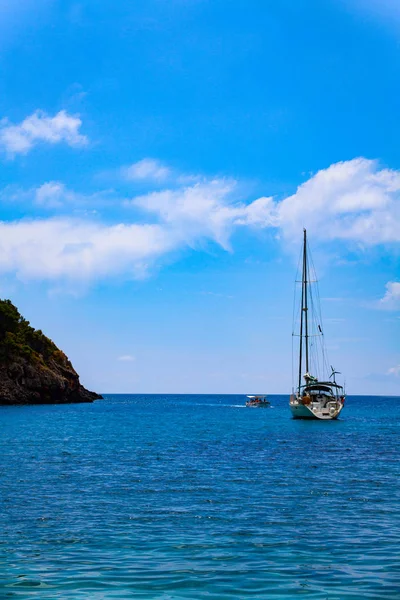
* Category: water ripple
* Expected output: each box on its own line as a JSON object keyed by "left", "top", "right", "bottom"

{"left": 0, "top": 394, "right": 399, "bottom": 598}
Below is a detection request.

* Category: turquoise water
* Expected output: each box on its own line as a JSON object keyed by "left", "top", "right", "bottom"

{"left": 1, "top": 394, "right": 399, "bottom": 599}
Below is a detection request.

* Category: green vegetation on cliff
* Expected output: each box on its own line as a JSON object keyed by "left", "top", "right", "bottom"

{"left": 0, "top": 299, "right": 70, "bottom": 367}
{"left": 0, "top": 299, "right": 101, "bottom": 405}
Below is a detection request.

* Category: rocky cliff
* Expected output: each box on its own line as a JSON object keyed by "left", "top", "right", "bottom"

{"left": 0, "top": 299, "right": 102, "bottom": 405}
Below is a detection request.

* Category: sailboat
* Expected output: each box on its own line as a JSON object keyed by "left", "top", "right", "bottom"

{"left": 289, "top": 229, "right": 345, "bottom": 420}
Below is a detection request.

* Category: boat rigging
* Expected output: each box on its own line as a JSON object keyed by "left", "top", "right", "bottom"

{"left": 289, "top": 229, "right": 345, "bottom": 420}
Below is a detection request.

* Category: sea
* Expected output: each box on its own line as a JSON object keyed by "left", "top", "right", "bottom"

{"left": 1, "top": 394, "right": 399, "bottom": 599}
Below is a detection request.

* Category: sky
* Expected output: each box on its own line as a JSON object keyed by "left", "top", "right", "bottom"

{"left": 0, "top": 0, "right": 399, "bottom": 394}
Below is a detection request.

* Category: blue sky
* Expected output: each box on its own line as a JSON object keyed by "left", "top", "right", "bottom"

{"left": 0, "top": 0, "right": 399, "bottom": 394}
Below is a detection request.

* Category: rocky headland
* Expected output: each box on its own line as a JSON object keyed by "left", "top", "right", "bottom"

{"left": 0, "top": 299, "right": 102, "bottom": 405}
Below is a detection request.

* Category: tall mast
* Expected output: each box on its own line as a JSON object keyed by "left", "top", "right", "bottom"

{"left": 298, "top": 228, "right": 309, "bottom": 394}
{"left": 298, "top": 231, "right": 305, "bottom": 393}
{"left": 304, "top": 229, "right": 309, "bottom": 373}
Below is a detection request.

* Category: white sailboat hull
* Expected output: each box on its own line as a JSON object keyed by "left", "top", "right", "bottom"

{"left": 290, "top": 399, "right": 344, "bottom": 420}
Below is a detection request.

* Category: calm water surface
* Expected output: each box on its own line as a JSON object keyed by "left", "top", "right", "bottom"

{"left": 1, "top": 394, "right": 399, "bottom": 599}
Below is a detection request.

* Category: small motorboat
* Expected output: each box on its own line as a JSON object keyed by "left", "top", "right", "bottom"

{"left": 246, "top": 395, "right": 270, "bottom": 408}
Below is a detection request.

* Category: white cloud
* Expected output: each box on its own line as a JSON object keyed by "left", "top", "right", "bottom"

{"left": 122, "top": 158, "right": 171, "bottom": 182}
{"left": 388, "top": 364, "right": 400, "bottom": 376}
{"left": 0, "top": 178, "right": 275, "bottom": 283}
{"left": 0, "top": 110, "right": 87, "bottom": 156}
{"left": 131, "top": 179, "right": 276, "bottom": 249}
{"left": 235, "top": 196, "right": 278, "bottom": 227}
{"left": 379, "top": 281, "right": 400, "bottom": 310}
{"left": 0, "top": 156, "right": 399, "bottom": 288}
{"left": 276, "top": 158, "right": 400, "bottom": 244}
{"left": 35, "top": 182, "right": 73, "bottom": 208}
{"left": 0, "top": 181, "right": 115, "bottom": 211}
{"left": 34, "top": 181, "right": 111, "bottom": 210}
{"left": 118, "top": 355, "right": 136, "bottom": 362}
{"left": 275, "top": 159, "right": 400, "bottom": 312}
{"left": 0, "top": 218, "right": 174, "bottom": 282}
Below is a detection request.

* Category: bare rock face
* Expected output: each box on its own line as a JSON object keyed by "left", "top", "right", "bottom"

{"left": 0, "top": 299, "right": 102, "bottom": 405}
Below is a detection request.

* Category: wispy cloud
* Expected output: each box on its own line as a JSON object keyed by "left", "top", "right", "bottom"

{"left": 0, "top": 181, "right": 117, "bottom": 211}
{"left": 33, "top": 181, "right": 116, "bottom": 210}
{"left": 118, "top": 355, "right": 136, "bottom": 362}
{"left": 35, "top": 182, "right": 78, "bottom": 208}
{"left": 130, "top": 179, "right": 276, "bottom": 249}
{"left": 120, "top": 158, "right": 200, "bottom": 186}
{"left": 379, "top": 282, "right": 400, "bottom": 310}
{"left": 122, "top": 158, "right": 171, "bottom": 183}
{"left": 388, "top": 364, "right": 400, "bottom": 376}
{"left": 0, "top": 110, "right": 88, "bottom": 157}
